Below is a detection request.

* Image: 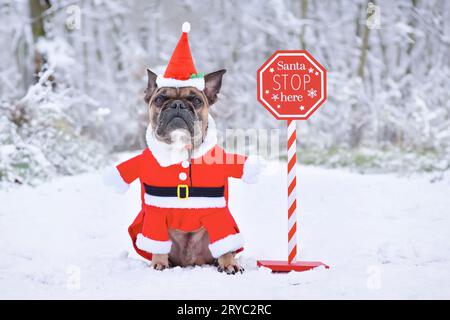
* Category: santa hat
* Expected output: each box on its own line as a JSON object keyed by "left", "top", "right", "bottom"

{"left": 156, "top": 22, "right": 205, "bottom": 90}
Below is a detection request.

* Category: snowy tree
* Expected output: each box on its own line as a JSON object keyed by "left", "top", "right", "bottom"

{"left": 1, "top": 0, "right": 449, "bottom": 186}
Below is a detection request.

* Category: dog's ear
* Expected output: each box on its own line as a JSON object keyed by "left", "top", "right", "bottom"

{"left": 203, "top": 69, "right": 226, "bottom": 105}
{"left": 145, "top": 68, "right": 158, "bottom": 104}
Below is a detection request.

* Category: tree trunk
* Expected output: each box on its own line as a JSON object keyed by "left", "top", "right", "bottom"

{"left": 28, "top": 0, "right": 50, "bottom": 82}
{"left": 357, "top": 0, "right": 371, "bottom": 79}
{"left": 351, "top": 0, "right": 372, "bottom": 148}
{"left": 300, "top": 0, "right": 308, "bottom": 49}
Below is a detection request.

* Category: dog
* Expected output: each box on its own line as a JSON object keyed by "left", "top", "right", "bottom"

{"left": 142, "top": 68, "right": 245, "bottom": 274}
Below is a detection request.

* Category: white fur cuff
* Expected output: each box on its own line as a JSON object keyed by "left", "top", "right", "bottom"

{"left": 136, "top": 234, "right": 172, "bottom": 254}
{"left": 102, "top": 167, "right": 129, "bottom": 193}
{"left": 242, "top": 156, "right": 264, "bottom": 184}
{"left": 209, "top": 233, "right": 244, "bottom": 258}
{"left": 156, "top": 76, "right": 205, "bottom": 91}
{"left": 144, "top": 194, "right": 226, "bottom": 209}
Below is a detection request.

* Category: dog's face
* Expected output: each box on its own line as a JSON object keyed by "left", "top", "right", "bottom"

{"left": 144, "top": 69, "right": 226, "bottom": 148}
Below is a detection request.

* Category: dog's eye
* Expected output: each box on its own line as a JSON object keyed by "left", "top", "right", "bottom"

{"left": 154, "top": 96, "right": 165, "bottom": 106}
{"left": 192, "top": 97, "right": 202, "bottom": 106}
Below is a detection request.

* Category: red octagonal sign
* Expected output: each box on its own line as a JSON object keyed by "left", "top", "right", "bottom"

{"left": 257, "top": 50, "right": 327, "bottom": 120}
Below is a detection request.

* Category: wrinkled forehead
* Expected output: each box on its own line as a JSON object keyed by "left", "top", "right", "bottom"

{"left": 156, "top": 87, "right": 203, "bottom": 98}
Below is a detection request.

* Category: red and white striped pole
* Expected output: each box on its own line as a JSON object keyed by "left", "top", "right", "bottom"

{"left": 257, "top": 119, "right": 328, "bottom": 272}
{"left": 287, "top": 120, "right": 298, "bottom": 264}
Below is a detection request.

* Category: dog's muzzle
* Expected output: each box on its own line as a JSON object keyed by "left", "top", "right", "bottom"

{"left": 157, "top": 100, "right": 196, "bottom": 135}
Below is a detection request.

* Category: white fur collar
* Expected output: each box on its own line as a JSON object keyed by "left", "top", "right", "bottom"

{"left": 145, "top": 114, "right": 218, "bottom": 167}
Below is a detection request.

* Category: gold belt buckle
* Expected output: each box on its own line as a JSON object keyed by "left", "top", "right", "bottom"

{"left": 177, "top": 184, "right": 189, "bottom": 199}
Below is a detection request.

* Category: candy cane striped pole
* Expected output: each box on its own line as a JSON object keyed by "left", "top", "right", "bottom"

{"left": 287, "top": 120, "right": 298, "bottom": 264}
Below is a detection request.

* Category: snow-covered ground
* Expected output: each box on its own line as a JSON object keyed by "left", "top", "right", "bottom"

{"left": 1, "top": 158, "right": 449, "bottom": 299}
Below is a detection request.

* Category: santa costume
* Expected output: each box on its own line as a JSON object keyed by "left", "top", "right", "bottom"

{"left": 104, "top": 22, "right": 261, "bottom": 261}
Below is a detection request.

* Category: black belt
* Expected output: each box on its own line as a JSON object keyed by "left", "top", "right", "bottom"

{"left": 144, "top": 184, "right": 224, "bottom": 199}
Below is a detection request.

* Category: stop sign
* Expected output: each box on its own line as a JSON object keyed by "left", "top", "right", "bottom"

{"left": 257, "top": 50, "right": 327, "bottom": 120}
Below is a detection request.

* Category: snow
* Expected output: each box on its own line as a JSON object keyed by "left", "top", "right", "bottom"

{"left": 1, "top": 156, "right": 450, "bottom": 299}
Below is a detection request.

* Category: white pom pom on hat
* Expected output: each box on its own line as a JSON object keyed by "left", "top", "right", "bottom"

{"left": 182, "top": 21, "right": 191, "bottom": 33}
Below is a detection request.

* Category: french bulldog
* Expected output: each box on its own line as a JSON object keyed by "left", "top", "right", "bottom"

{"left": 144, "top": 68, "right": 244, "bottom": 274}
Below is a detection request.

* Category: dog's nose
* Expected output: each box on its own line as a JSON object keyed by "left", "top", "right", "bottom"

{"left": 170, "top": 100, "right": 187, "bottom": 110}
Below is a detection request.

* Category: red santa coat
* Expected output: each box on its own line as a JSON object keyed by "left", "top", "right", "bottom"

{"left": 106, "top": 116, "right": 259, "bottom": 261}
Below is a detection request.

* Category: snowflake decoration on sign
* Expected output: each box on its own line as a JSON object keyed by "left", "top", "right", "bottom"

{"left": 307, "top": 88, "right": 317, "bottom": 98}
{"left": 271, "top": 94, "right": 279, "bottom": 101}
{"left": 308, "top": 67, "right": 314, "bottom": 73}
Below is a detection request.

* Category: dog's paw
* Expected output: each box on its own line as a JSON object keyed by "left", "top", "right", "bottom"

{"left": 151, "top": 254, "right": 169, "bottom": 271}
{"left": 217, "top": 253, "right": 244, "bottom": 275}
{"left": 152, "top": 262, "right": 169, "bottom": 271}
{"left": 218, "top": 263, "right": 244, "bottom": 275}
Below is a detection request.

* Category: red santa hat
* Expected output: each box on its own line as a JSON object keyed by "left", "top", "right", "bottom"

{"left": 156, "top": 22, "right": 205, "bottom": 90}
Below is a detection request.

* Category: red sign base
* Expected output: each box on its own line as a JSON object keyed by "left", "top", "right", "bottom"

{"left": 257, "top": 260, "right": 329, "bottom": 273}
